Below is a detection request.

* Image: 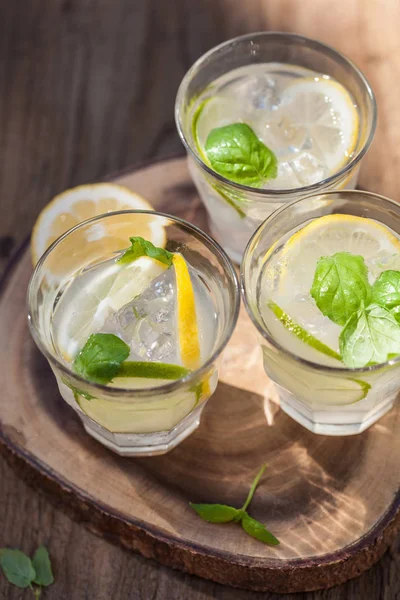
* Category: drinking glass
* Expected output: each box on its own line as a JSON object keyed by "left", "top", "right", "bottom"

{"left": 28, "top": 211, "right": 240, "bottom": 456}
{"left": 241, "top": 191, "right": 400, "bottom": 435}
{"left": 175, "top": 32, "right": 377, "bottom": 263}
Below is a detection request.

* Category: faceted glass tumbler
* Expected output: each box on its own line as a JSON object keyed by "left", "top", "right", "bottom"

{"left": 241, "top": 191, "right": 400, "bottom": 436}
{"left": 28, "top": 211, "right": 240, "bottom": 456}
{"left": 175, "top": 32, "right": 377, "bottom": 263}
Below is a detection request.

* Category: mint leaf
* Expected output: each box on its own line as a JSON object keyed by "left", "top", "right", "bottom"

{"left": 189, "top": 503, "right": 241, "bottom": 523}
{"left": 311, "top": 252, "right": 371, "bottom": 325}
{"left": 32, "top": 546, "right": 54, "bottom": 587}
{"left": 241, "top": 513, "right": 280, "bottom": 546}
{"left": 205, "top": 123, "right": 277, "bottom": 187}
{"left": 189, "top": 464, "right": 280, "bottom": 544}
{"left": 371, "top": 270, "right": 400, "bottom": 309}
{"left": 73, "top": 333, "right": 130, "bottom": 384}
{"left": 392, "top": 305, "right": 400, "bottom": 324}
{"left": 340, "top": 303, "right": 400, "bottom": 368}
{"left": 118, "top": 236, "right": 173, "bottom": 266}
{"left": 0, "top": 549, "right": 35, "bottom": 588}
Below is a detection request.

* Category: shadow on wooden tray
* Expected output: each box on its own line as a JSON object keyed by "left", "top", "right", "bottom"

{"left": 27, "top": 339, "right": 375, "bottom": 559}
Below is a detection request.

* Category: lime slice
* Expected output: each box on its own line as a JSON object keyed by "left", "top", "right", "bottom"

{"left": 268, "top": 302, "right": 341, "bottom": 361}
{"left": 75, "top": 387, "right": 199, "bottom": 433}
{"left": 262, "top": 345, "right": 370, "bottom": 407}
{"left": 192, "top": 95, "right": 244, "bottom": 158}
{"left": 116, "top": 361, "right": 189, "bottom": 380}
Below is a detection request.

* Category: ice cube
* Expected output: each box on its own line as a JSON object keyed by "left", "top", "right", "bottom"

{"left": 102, "top": 269, "right": 180, "bottom": 363}
{"left": 235, "top": 74, "right": 281, "bottom": 111}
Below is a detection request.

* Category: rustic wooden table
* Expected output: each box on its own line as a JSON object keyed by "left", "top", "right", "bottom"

{"left": 1, "top": 1, "right": 399, "bottom": 598}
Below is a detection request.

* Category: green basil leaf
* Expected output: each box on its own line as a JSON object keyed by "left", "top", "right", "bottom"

{"left": 391, "top": 305, "right": 400, "bottom": 324}
{"left": 340, "top": 303, "right": 400, "bottom": 368}
{"left": 73, "top": 333, "right": 130, "bottom": 384}
{"left": 0, "top": 549, "right": 36, "bottom": 588}
{"left": 241, "top": 513, "right": 280, "bottom": 546}
{"left": 371, "top": 270, "right": 400, "bottom": 309}
{"left": 32, "top": 546, "right": 54, "bottom": 587}
{"left": 189, "top": 503, "right": 241, "bottom": 523}
{"left": 118, "top": 236, "right": 173, "bottom": 266}
{"left": 205, "top": 123, "right": 277, "bottom": 187}
{"left": 311, "top": 252, "right": 371, "bottom": 325}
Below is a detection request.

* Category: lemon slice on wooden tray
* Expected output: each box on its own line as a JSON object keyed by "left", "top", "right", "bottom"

{"left": 31, "top": 183, "right": 166, "bottom": 273}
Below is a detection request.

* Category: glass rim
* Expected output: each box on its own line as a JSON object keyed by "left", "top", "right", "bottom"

{"left": 175, "top": 31, "right": 377, "bottom": 198}
{"left": 28, "top": 209, "right": 240, "bottom": 398}
{"left": 241, "top": 189, "right": 400, "bottom": 375}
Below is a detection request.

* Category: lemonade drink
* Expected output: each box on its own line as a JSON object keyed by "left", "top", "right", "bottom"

{"left": 242, "top": 191, "right": 400, "bottom": 435}
{"left": 29, "top": 210, "right": 239, "bottom": 456}
{"left": 176, "top": 33, "right": 376, "bottom": 262}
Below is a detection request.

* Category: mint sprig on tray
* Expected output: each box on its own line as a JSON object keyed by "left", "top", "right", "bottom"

{"left": 311, "top": 252, "right": 400, "bottom": 368}
{"left": 190, "top": 464, "right": 280, "bottom": 546}
{"left": 0, "top": 545, "right": 54, "bottom": 598}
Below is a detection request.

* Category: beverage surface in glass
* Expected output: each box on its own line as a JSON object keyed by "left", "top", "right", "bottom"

{"left": 241, "top": 191, "right": 400, "bottom": 436}
{"left": 176, "top": 33, "right": 376, "bottom": 263}
{"left": 28, "top": 211, "right": 239, "bottom": 456}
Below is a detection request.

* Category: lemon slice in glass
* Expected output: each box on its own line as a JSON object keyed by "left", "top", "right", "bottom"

{"left": 262, "top": 77, "right": 359, "bottom": 189}
{"left": 263, "top": 215, "right": 400, "bottom": 359}
{"left": 55, "top": 256, "right": 167, "bottom": 360}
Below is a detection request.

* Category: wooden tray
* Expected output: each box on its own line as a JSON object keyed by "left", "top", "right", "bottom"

{"left": 1, "top": 156, "right": 400, "bottom": 594}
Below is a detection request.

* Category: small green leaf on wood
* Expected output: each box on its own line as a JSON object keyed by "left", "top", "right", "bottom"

{"left": 32, "top": 546, "right": 54, "bottom": 587}
{"left": 0, "top": 549, "right": 36, "bottom": 589}
{"left": 241, "top": 513, "right": 280, "bottom": 546}
{"left": 189, "top": 503, "right": 241, "bottom": 523}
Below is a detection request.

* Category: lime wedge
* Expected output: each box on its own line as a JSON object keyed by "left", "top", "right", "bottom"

{"left": 191, "top": 97, "right": 246, "bottom": 219}
{"left": 116, "top": 361, "right": 189, "bottom": 380}
{"left": 268, "top": 301, "right": 341, "bottom": 361}
{"left": 262, "top": 345, "right": 370, "bottom": 406}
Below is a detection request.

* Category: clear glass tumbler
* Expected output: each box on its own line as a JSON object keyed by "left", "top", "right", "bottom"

{"left": 175, "top": 32, "right": 377, "bottom": 263}
{"left": 28, "top": 211, "right": 239, "bottom": 456}
{"left": 241, "top": 191, "right": 400, "bottom": 436}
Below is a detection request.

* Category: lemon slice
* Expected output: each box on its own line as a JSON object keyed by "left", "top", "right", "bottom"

{"left": 263, "top": 77, "right": 359, "bottom": 189}
{"left": 31, "top": 183, "right": 166, "bottom": 274}
{"left": 283, "top": 215, "right": 400, "bottom": 277}
{"left": 55, "top": 256, "right": 167, "bottom": 359}
{"left": 262, "top": 215, "right": 400, "bottom": 359}
{"left": 173, "top": 254, "right": 201, "bottom": 369}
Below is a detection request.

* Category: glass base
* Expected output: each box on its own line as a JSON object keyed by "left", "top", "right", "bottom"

{"left": 278, "top": 389, "right": 395, "bottom": 436}
{"left": 79, "top": 405, "right": 204, "bottom": 456}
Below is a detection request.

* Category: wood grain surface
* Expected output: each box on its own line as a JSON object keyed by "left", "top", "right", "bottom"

{"left": 2, "top": 158, "right": 400, "bottom": 594}
{"left": 1, "top": 1, "right": 400, "bottom": 598}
